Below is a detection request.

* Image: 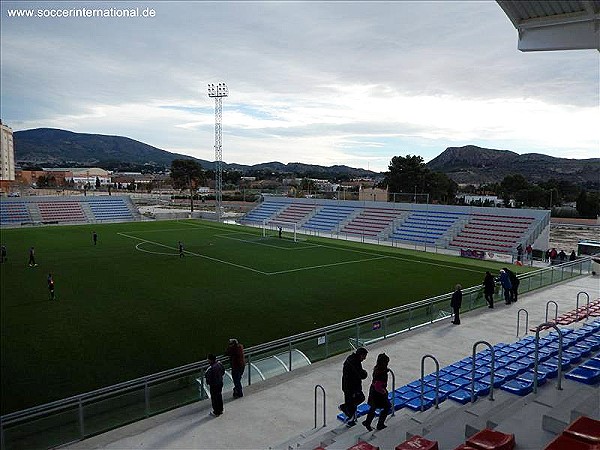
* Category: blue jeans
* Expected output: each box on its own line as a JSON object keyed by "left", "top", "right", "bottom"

{"left": 231, "top": 367, "right": 244, "bottom": 397}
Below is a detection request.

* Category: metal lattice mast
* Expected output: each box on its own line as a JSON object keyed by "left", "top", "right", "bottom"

{"left": 207, "top": 82, "right": 228, "bottom": 221}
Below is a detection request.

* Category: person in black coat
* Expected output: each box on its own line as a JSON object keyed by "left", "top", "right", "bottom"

{"left": 483, "top": 271, "right": 495, "bottom": 309}
{"left": 503, "top": 267, "right": 520, "bottom": 303}
{"left": 205, "top": 353, "right": 225, "bottom": 416}
{"left": 362, "top": 353, "right": 391, "bottom": 431}
{"left": 339, "top": 347, "right": 368, "bottom": 426}
{"left": 451, "top": 284, "right": 462, "bottom": 325}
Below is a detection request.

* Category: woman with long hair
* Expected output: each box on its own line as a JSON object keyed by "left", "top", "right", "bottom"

{"left": 362, "top": 353, "right": 391, "bottom": 431}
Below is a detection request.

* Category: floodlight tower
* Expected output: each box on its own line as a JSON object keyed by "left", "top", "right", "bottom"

{"left": 207, "top": 82, "right": 228, "bottom": 221}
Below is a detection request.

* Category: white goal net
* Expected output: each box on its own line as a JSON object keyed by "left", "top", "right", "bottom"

{"left": 262, "top": 220, "right": 297, "bottom": 242}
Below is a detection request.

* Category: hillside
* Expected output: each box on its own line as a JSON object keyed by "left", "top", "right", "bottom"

{"left": 13, "top": 128, "right": 376, "bottom": 178}
{"left": 426, "top": 145, "right": 600, "bottom": 185}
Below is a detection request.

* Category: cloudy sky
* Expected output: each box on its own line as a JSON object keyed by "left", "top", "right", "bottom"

{"left": 1, "top": 1, "right": 598, "bottom": 172}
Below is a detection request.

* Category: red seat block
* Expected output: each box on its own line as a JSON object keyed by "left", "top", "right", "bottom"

{"left": 544, "top": 433, "right": 600, "bottom": 450}
{"left": 466, "top": 428, "right": 515, "bottom": 450}
{"left": 347, "top": 442, "right": 379, "bottom": 450}
{"left": 565, "top": 416, "right": 600, "bottom": 444}
{"left": 452, "top": 445, "right": 479, "bottom": 450}
{"left": 395, "top": 435, "right": 439, "bottom": 450}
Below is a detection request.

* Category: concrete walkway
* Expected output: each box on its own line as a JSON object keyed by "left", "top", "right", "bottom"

{"left": 67, "top": 275, "right": 599, "bottom": 450}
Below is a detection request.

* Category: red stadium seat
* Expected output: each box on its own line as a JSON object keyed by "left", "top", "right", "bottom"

{"left": 564, "top": 416, "right": 600, "bottom": 444}
{"left": 465, "top": 428, "right": 515, "bottom": 450}
{"left": 544, "top": 433, "right": 600, "bottom": 450}
{"left": 395, "top": 435, "right": 439, "bottom": 450}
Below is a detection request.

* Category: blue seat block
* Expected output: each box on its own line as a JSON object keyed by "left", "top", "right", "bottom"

{"left": 499, "top": 379, "right": 533, "bottom": 396}
{"left": 517, "top": 369, "right": 547, "bottom": 386}
{"left": 449, "top": 376, "right": 471, "bottom": 388}
{"left": 572, "top": 343, "right": 592, "bottom": 357}
{"left": 399, "top": 390, "right": 420, "bottom": 402}
{"left": 438, "top": 382, "right": 460, "bottom": 395}
{"left": 422, "top": 389, "right": 447, "bottom": 403}
{"left": 394, "top": 385, "right": 413, "bottom": 395}
{"left": 469, "top": 381, "right": 491, "bottom": 396}
{"left": 545, "top": 356, "right": 571, "bottom": 370}
{"left": 439, "top": 372, "right": 458, "bottom": 383}
{"left": 539, "top": 362, "right": 559, "bottom": 378}
{"left": 405, "top": 396, "right": 434, "bottom": 411}
{"left": 565, "top": 367, "right": 600, "bottom": 385}
{"left": 517, "top": 356, "right": 536, "bottom": 368}
{"left": 356, "top": 403, "right": 370, "bottom": 416}
{"left": 581, "top": 338, "right": 600, "bottom": 351}
{"left": 505, "top": 362, "right": 529, "bottom": 375}
{"left": 448, "top": 388, "right": 473, "bottom": 404}
{"left": 495, "top": 367, "right": 518, "bottom": 381}
{"left": 451, "top": 367, "right": 469, "bottom": 377}
{"left": 477, "top": 374, "right": 505, "bottom": 388}
{"left": 581, "top": 358, "right": 600, "bottom": 370}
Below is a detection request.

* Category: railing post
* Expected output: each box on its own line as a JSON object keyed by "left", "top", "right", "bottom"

{"left": 387, "top": 368, "right": 397, "bottom": 417}
{"left": 545, "top": 301, "right": 558, "bottom": 323}
{"left": 314, "top": 385, "right": 326, "bottom": 428}
{"left": 516, "top": 309, "right": 529, "bottom": 337}
{"left": 576, "top": 291, "right": 590, "bottom": 322}
{"left": 534, "top": 322, "right": 563, "bottom": 394}
{"left": 420, "top": 354, "right": 440, "bottom": 411}
{"left": 471, "top": 341, "right": 495, "bottom": 403}
{"left": 289, "top": 341, "right": 293, "bottom": 371}
{"left": 247, "top": 354, "right": 252, "bottom": 386}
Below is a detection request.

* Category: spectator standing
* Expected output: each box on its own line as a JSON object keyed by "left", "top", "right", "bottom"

{"left": 178, "top": 241, "right": 184, "bottom": 258}
{"left": 558, "top": 250, "right": 567, "bottom": 262}
{"left": 362, "top": 353, "right": 391, "bottom": 431}
{"left": 497, "top": 269, "right": 512, "bottom": 305}
{"left": 339, "top": 347, "right": 368, "bottom": 427}
{"left": 526, "top": 244, "right": 533, "bottom": 261}
{"left": 483, "top": 271, "right": 495, "bottom": 309}
{"left": 226, "top": 338, "right": 245, "bottom": 398}
{"left": 569, "top": 250, "right": 577, "bottom": 261}
{"left": 1, "top": 244, "right": 6, "bottom": 263}
{"left": 516, "top": 244, "right": 523, "bottom": 262}
{"left": 205, "top": 354, "right": 225, "bottom": 417}
{"left": 451, "top": 284, "right": 463, "bottom": 325}
{"left": 504, "top": 267, "right": 520, "bottom": 303}
{"left": 278, "top": 227, "right": 282, "bottom": 238}
{"left": 92, "top": 231, "right": 98, "bottom": 245}
{"left": 28, "top": 246, "right": 37, "bottom": 267}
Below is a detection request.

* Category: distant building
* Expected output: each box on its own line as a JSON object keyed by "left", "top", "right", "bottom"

{"left": 359, "top": 186, "right": 388, "bottom": 202}
{"left": 0, "top": 120, "right": 15, "bottom": 182}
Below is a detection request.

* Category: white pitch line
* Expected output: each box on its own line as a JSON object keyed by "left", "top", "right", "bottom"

{"left": 117, "top": 232, "right": 269, "bottom": 275}
{"left": 266, "top": 256, "right": 389, "bottom": 276}
{"left": 135, "top": 242, "right": 177, "bottom": 256}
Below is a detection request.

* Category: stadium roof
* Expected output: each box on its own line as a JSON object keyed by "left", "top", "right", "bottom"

{"left": 497, "top": 0, "right": 600, "bottom": 51}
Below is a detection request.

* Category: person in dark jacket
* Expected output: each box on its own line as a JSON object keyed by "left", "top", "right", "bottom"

{"left": 503, "top": 267, "right": 520, "bottom": 303}
{"left": 497, "top": 269, "right": 512, "bottom": 305}
{"left": 362, "top": 353, "right": 391, "bottom": 431}
{"left": 569, "top": 250, "right": 577, "bottom": 261}
{"left": 451, "top": 284, "right": 463, "bottom": 325}
{"left": 483, "top": 271, "right": 495, "bottom": 309}
{"left": 339, "top": 347, "right": 368, "bottom": 426}
{"left": 205, "top": 353, "right": 225, "bottom": 416}
{"left": 225, "top": 338, "right": 245, "bottom": 398}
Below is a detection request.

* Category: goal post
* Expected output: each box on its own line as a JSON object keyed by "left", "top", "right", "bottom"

{"left": 262, "top": 219, "right": 297, "bottom": 242}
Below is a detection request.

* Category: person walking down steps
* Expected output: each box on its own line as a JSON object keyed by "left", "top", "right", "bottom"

{"left": 362, "top": 353, "right": 391, "bottom": 431}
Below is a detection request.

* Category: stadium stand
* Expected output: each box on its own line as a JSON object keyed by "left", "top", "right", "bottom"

{"left": 390, "top": 210, "right": 466, "bottom": 245}
{"left": 85, "top": 197, "right": 135, "bottom": 222}
{"left": 0, "top": 201, "right": 32, "bottom": 225}
{"left": 271, "top": 202, "right": 316, "bottom": 225}
{"left": 241, "top": 198, "right": 549, "bottom": 256}
{"left": 302, "top": 204, "right": 359, "bottom": 233}
{"left": 448, "top": 214, "right": 535, "bottom": 254}
{"left": 37, "top": 201, "right": 86, "bottom": 223}
{"left": 0, "top": 196, "right": 140, "bottom": 226}
{"left": 340, "top": 207, "right": 404, "bottom": 238}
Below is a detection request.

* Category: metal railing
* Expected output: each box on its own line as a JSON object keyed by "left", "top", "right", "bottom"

{"left": 0, "top": 257, "right": 593, "bottom": 450}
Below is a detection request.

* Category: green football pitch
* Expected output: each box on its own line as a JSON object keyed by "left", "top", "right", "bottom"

{"left": 1, "top": 219, "right": 517, "bottom": 413}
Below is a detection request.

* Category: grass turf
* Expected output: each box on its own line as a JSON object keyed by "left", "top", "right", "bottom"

{"left": 1, "top": 219, "right": 522, "bottom": 414}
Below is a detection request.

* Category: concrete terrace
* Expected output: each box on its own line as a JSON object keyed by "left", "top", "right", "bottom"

{"left": 67, "top": 275, "right": 599, "bottom": 450}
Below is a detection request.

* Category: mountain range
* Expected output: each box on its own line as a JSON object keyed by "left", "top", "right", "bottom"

{"left": 12, "top": 128, "right": 600, "bottom": 185}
